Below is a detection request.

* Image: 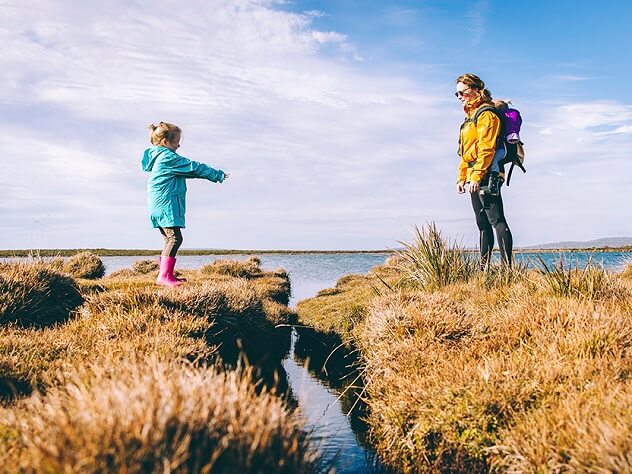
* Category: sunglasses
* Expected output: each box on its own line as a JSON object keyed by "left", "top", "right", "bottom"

{"left": 454, "top": 87, "right": 471, "bottom": 98}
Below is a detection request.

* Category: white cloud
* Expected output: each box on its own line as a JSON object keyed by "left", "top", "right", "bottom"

{"left": 0, "top": 0, "right": 455, "bottom": 249}
{"left": 312, "top": 31, "right": 347, "bottom": 44}
{"left": 550, "top": 74, "right": 594, "bottom": 82}
{"left": 0, "top": 0, "right": 631, "bottom": 250}
{"left": 464, "top": 0, "right": 488, "bottom": 45}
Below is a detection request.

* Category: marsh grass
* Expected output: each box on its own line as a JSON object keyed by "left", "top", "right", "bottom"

{"left": 0, "top": 261, "right": 84, "bottom": 327}
{"left": 295, "top": 229, "right": 632, "bottom": 473}
{"left": 617, "top": 260, "right": 632, "bottom": 281}
{"left": 132, "top": 258, "right": 159, "bottom": 274}
{"left": 473, "top": 261, "right": 529, "bottom": 289}
{"left": 62, "top": 251, "right": 106, "bottom": 279}
{"left": 358, "top": 284, "right": 632, "bottom": 473}
{"left": 394, "top": 223, "right": 477, "bottom": 291}
{"left": 0, "top": 257, "right": 314, "bottom": 471}
{"left": 201, "top": 257, "right": 262, "bottom": 278}
{"left": 536, "top": 254, "right": 625, "bottom": 300}
{"left": 0, "top": 357, "right": 319, "bottom": 473}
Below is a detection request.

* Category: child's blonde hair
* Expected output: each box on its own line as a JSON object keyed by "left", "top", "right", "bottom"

{"left": 148, "top": 122, "right": 181, "bottom": 147}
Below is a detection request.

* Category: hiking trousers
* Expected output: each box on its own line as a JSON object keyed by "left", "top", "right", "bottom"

{"left": 470, "top": 178, "right": 513, "bottom": 266}
{"left": 159, "top": 227, "right": 183, "bottom": 258}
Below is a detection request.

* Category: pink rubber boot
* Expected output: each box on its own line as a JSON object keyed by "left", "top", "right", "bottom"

{"left": 158, "top": 257, "right": 186, "bottom": 282}
{"left": 156, "top": 256, "right": 184, "bottom": 287}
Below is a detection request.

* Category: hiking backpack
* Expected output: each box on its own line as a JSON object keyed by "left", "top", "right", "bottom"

{"left": 468, "top": 105, "right": 526, "bottom": 186}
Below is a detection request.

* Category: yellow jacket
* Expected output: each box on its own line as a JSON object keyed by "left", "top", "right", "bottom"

{"left": 457, "top": 99, "right": 502, "bottom": 183}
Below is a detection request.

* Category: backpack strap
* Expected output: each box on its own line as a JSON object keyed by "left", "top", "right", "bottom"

{"left": 470, "top": 105, "right": 506, "bottom": 150}
{"left": 506, "top": 160, "right": 526, "bottom": 186}
{"left": 458, "top": 104, "right": 505, "bottom": 159}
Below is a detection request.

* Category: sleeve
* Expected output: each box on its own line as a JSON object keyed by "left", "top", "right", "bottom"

{"left": 469, "top": 111, "right": 501, "bottom": 183}
{"left": 163, "top": 152, "right": 225, "bottom": 182}
{"left": 457, "top": 158, "right": 468, "bottom": 183}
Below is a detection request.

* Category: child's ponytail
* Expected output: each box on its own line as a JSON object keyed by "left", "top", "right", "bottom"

{"left": 148, "top": 122, "right": 181, "bottom": 147}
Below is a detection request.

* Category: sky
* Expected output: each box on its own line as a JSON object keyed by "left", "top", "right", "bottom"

{"left": 1, "top": 0, "right": 631, "bottom": 250}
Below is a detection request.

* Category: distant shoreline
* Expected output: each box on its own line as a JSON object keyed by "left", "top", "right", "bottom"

{"left": 1, "top": 247, "right": 631, "bottom": 257}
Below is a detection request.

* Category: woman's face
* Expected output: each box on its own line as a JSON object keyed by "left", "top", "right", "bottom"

{"left": 455, "top": 82, "right": 476, "bottom": 105}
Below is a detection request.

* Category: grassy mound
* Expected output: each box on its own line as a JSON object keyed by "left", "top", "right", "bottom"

{"left": 132, "top": 258, "right": 159, "bottom": 274}
{"left": 0, "top": 262, "right": 84, "bottom": 327}
{"left": 0, "top": 257, "right": 314, "bottom": 470}
{"left": 0, "top": 357, "right": 318, "bottom": 473}
{"left": 0, "top": 258, "right": 294, "bottom": 397}
{"left": 296, "top": 225, "right": 632, "bottom": 473}
{"left": 62, "top": 251, "right": 106, "bottom": 279}
{"left": 201, "top": 256, "right": 262, "bottom": 278}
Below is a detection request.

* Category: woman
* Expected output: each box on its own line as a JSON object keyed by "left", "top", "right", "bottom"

{"left": 455, "top": 73, "right": 513, "bottom": 266}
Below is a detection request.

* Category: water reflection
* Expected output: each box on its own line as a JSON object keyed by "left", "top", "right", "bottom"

{"left": 283, "top": 329, "right": 391, "bottom": 474}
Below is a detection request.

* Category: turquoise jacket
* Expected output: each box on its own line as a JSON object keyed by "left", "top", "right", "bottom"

{"left": 141, "top": 146, "right": 225, "bottom": 228}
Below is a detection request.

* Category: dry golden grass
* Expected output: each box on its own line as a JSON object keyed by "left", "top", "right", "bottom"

{"left": 201, "top": 257, "right": 262, "bottom": 279}
{"left": 296, "top": 265, "right": 398, "bottom": 346}
{"left": 0, "top": 357, "right": 319, "bottom": 473}
{"left": 132, "top": 258, "right": 160, "bottom": 274}
{"left": 0, "top": 259, "right": 295, "bottom": 396}
{"left": 0, "top": 258, "right": 314, "bottom": 472}
{"left": 0, "top": 287, "right": 213, "bottom": 398}
{"left": 361, "top": 277, "right": 632, "bottom": 472}
{"left": 62, "top": 251, "right": 106, "bottom": 279}
{"left": 297, "top": 249, "right": 632, "bottom": 472}
{"left": 0, "top": 261, "right": 84, "bottom": 327}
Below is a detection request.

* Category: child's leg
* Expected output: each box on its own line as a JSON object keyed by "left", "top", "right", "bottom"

{"left": 157, "top": 227, "right": 185, "bottom": 286}
{"left": 159, "top": 227, "right": 183, "bottom": 257}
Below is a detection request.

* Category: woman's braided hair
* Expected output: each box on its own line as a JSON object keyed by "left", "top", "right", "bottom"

{"left": 456, "top": 73, "right": 493, "bottom": 103}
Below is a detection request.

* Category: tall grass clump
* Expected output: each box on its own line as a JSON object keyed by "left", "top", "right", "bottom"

{"left": 0, "top": 357, "right": 319, "bottom": 473}
{"left": 132, "top": 258, "right": 159, "bottom": 274}
{"left": 473, "top": 261, "right": 529, "bottom": 289}
{"left": 536, "top": 255, "right": 624, "bottom": 300}
{"left": 395, "top": 223, "right": 477, "bottom": 291}
{"left": 62, "top": 251, "right": 106, "bottom": 279}
{"left": 620, "top": 260, "right": 632, "bottom": 280}
{"left": 201, "top": 257, "right": 262, "bottom": 279}
{"left": 0, "top": 262, "right": 83, "bottom": 327}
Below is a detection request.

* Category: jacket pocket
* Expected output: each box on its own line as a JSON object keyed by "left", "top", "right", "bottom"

{"left": 170, "top": 195, "right": 184, "bottom": 218}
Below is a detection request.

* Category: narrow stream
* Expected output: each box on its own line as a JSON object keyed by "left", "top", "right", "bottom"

{"left": 272, "top": 254, "right": 392, "bottom": 474}
{"left": 282, "top": 328, "right": 380, "bottom": 473}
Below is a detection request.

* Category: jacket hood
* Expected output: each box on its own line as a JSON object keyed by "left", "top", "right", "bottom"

{"left": 142, "top": 147, "right": 166, "bottom": 172}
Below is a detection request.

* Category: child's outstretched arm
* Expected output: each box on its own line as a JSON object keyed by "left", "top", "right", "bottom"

{"left": 164, "top": 151, "right": 226, "bottom": 182}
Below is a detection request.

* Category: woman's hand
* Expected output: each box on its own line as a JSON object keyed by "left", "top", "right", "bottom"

{"left": 456, "top": 182, "right": 466, "bottom": 194}
{"left": 469, "top": 181, "right": 480, "bottom": 193}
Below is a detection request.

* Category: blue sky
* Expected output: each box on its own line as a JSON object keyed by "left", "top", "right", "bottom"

{"left": 1, "top": 0, "right": 631, "bottom": 250}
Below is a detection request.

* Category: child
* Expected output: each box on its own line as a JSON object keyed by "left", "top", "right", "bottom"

{"left": 141, "top": 122, "right": 229, "bottom": 286}
{"left": 485, "top": 100, "right": 523, "bottom": 196}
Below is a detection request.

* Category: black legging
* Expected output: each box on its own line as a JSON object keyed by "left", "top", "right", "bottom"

{"left": 470, "top": 178, "right": 513, "bottom": 266}
{"left": 159, "top": 227, "right": 183, "bottom": 258}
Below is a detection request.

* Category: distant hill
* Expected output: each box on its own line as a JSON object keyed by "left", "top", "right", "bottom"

{"left": 525, "top": 237, "right": 632, "bottom": 250}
